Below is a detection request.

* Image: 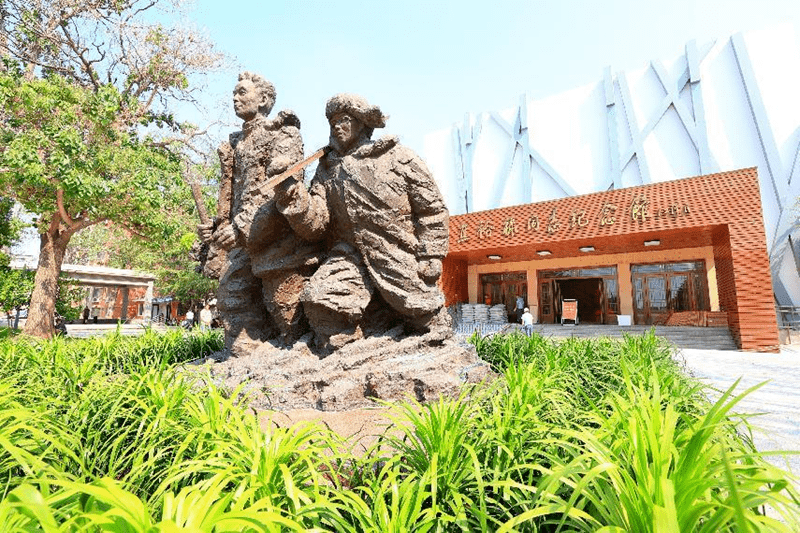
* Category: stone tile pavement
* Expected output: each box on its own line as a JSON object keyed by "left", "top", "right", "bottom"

{"left": 676, "top": 345, "right": 800, "bottom": 478}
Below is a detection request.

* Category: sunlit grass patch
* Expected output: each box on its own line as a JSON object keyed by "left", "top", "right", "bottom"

{"left": 0, "top": 328, "right": 797, "bottom": 531}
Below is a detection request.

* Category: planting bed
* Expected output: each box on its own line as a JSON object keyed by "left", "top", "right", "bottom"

{"left": 0, "top": 327, "right": 798, "bottom": 531}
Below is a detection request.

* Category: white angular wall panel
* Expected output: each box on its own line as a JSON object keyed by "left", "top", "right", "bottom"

{"left": 648, "top": 106, "right": 701, "bottom": 182}
{"left": 498, "top": 145, "right": 526, "bottom": 208}
{"left": 619, "top": 157, "right": 642, "bottom": 190}
{"left": 742, "top": 26, "right": 800, "bottom": 161}
{"left": 613, "top": 80, "right": 634, "bottom": 164}
{"left": 627, "top": 66, "right": 665, "bottom": 132}
{"left": 701, "top": 43, "right": 741, "bottom": 173}
{"left": 471, "top": 119, "right": 507, "bottom": 212}
{"left": 679, "top": 85, "right": 694, "bottom": 122}
{"left": 530, "top": 162, "right": 565, "bottom": 202}
{"left": 529, "top": 83, "right": 609, "bottom": 195}
{"left": 664, "top": 54, "right": 689, "bottom": 85}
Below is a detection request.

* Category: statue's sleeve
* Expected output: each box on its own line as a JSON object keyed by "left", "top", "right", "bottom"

{"left": 396, "top": 148, "right": 450, "bottom": 259}
{"left": 267, "top": 126, "right": 304, "bottom": 177}
{"left": 278, "top": 162, "right": 330, "bottom": 241}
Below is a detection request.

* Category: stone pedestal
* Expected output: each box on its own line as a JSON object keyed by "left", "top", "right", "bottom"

{"left": 200, "top": 329, "right": 493, "bottom": 411}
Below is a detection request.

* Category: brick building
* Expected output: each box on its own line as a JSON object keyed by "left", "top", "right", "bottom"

{"left": 440, "top": 168, "right": 780, "bottom": 352}
{"left": 83, "top": 285, "right": 149, "bottom": 321}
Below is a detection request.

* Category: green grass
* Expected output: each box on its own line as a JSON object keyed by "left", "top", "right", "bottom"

{"left": 0, "top": 329, "right": 797, "bottom": 531}
{"left": 0, "top": 326, "right": 20, "bottom": 339}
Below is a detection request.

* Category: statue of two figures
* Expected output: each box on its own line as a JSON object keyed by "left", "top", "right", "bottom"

{"left": 199, "top": 73, "right": 452, "bottom": 356}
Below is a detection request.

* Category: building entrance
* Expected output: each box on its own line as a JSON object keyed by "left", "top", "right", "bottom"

{"left": 557, "top": 278, "right": 604, "bottom": 324}
{"left": 631, "top": 260, "right": 709, "bottom": 325}
{"left": 480, "top": 271, "right": 528, "bottom": 322}
{"left": 538, "top": 266, "right": 619, "bottom": 325}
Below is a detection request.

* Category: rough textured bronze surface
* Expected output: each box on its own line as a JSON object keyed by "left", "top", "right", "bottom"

{"left": 197, "top": 331, "right": 492, "bottom": 411}
{"left": 200, "top": 73, "right": 320, "bottom": 355}
{"left": 276, "top": 94, "right": 452, "bottom": 353}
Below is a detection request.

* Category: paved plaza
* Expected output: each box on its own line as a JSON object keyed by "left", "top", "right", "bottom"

{"left": 2, "top": 319, "right": 163, "bottom": 338}
{"left": 677, "top": 345, "right": 800, "bottom": 478}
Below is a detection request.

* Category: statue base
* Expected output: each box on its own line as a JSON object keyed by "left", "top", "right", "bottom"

{"left": 197, "top": 327, "right": 493, "bottom": 411}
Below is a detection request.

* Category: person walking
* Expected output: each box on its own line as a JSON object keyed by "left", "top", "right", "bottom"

{"left": 199, "top": 304, "right": 213, "bottom": 331}
{"left": 515, "top": 295, "right": 525, "bottom": 323}
{"left": 521, "top": 307, "right": 534, "bottom": 336}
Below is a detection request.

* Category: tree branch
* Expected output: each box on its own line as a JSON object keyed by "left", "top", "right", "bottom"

{"left": 59, "top": 28, "right": 101, "bottom": 90}
{"left": 147, "top": 122, "right": 216, "bottom": 151}
{"left": 64, "top": 216, "right": 104, "bottom": 238}
{"left": 56, "top": 188, "right": 75, "bottom": 227}
{"left": 118, "top": 222, "right": 150, "bottom": 241}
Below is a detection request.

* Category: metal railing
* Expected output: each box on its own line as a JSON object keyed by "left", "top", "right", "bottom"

{"left": 453, "top": 322, "right": 519, "bottom": 337}
{"left": 776, "top": 306, "right": 800, "bottom": 330}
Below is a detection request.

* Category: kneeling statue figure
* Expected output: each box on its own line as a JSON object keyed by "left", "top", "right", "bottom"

{"left": 276, "top": 94, "right": 452, "bottom": 351}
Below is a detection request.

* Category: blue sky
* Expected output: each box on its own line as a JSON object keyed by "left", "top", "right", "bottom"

{"left": 184, "top": 0, "right": 800, "bottom": 155}
{"left": 13, "top": 0, "right": 800, "bottom": 258}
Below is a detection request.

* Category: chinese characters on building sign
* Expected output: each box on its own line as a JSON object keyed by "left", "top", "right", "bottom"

{"left": 462, "top": 195, "right": 692, "bottom": 243}
{"left": 477, "top": 221, "right": 493, "bottom": 239}
{"left": 599, "top": 203, "right": 617, "bottom": 226}
{"left": 546, "top": 208, "right": 561, "bottom": 234}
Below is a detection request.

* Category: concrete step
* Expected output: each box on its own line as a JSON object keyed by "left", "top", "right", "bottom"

{"left": 455, "top": 323, "right": 738, "bottom": 351}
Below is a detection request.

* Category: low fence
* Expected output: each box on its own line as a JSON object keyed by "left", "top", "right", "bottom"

{"left": 453, "top": 322, "right": 520, "bottom": 337}
{"left": 777, "top": 306, "right": 800, "bottom": 330}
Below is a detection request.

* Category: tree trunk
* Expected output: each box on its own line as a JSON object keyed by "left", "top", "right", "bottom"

{"left": 22, "top": 218, "right": 70, "bottom": 339}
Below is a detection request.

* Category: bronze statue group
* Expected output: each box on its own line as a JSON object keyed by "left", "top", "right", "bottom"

{"left": 199, "top": 73, "right": 451, "bottom": 356}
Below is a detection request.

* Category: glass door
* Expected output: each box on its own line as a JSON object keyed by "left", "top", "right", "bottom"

{"left": 645, "top": 275, "right": 669, "bottom": 324}
{"left": 539, "top": 280, "right": 554, "bottom": 324}
{"left": 631, "top": 261, "right": 709, "bottom": 325}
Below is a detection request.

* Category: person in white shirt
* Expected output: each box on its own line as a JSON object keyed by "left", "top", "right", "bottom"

{"left": 521, "top": 307, "right": 533, "bottom": 336}
{"left": 199, "top": 305, "right": 213, "bottom": 331}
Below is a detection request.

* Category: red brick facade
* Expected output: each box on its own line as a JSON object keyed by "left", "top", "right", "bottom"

{"left": 84, "top": 286, "right": 147, "bottom": 321}
{"left": 440, "top": 256, "right": 469, "bottom": 306}
{"left": 442, "top": 168, "right": 780, "bottom": 352}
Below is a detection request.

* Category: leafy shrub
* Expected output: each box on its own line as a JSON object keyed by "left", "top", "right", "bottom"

{"left": 0, "top": 330, "right": 797, "bottom": 531}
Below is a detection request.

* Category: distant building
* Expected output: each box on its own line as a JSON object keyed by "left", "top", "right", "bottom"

{"left": 150, "top": 296, "right": 179, "bottom": 324}
{"left": 439, "top": 168, "right": 779, "bottom": 352}
{"left": 426, "top": 27, "right": 800, "bottom": 352}
{"left": 10, "top": 258, "right": 155, "bottom": 323}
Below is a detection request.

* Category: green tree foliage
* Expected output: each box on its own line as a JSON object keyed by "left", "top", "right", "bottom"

{"left": 0, "top": 197, "right": 24, "bottom": 268}
{"left": 0, "top": 67, "right": 185, "bottom": 241}
{"left": 0, "top": 267, "right": 84, "bottom": 326}
{"left": 65, "top": 221, "right": 218, "bottom": 311}
{"left": 0, "top": 67, "right": 189, "bottom": 336}
{"left": 63, "top": 161, "right": 220, "bottom": 310}
{"left": 0, "top": 268, "right": 34, "bottom": 326}
{"left": 0, "top": 0, "right": 224, "bottom": 338}
{"left": 156, "top": 231, "right": 218, "bottom": 308}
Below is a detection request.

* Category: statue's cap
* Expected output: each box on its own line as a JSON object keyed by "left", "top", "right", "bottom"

{"left": 326, "top": 94, "right": 387, "bottom": 129}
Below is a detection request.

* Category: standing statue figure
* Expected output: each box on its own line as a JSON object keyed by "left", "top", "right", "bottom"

{"left": 199, "top": 72, "right": 319, "bottom": 355}
{"left": 276, "top": 93, "right": 451, "bottom": 351}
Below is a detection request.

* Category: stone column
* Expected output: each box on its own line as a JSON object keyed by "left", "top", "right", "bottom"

{"left": 143, "top": 281, "right": 153, "bottom": 321}
{"left": 617, "top": 262, "right": 633, "bottom": 317}
{"left": 120, "top": 287, "right": 130, "bottom": 321}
